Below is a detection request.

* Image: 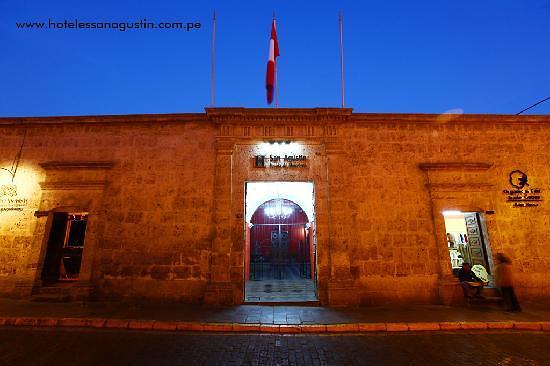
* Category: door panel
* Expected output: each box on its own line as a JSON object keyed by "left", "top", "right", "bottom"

{"left": 463, "top": 213, "right": 489, "bottom": 270}
{"left": 41, "top": 213, "right": 68, "bottom": 283}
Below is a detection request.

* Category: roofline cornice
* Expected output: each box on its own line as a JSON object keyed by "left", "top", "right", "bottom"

{"left": 0, "top": 108, "right": 549, "bottom": 126}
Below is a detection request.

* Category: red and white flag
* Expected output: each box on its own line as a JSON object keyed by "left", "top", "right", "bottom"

{"left": 266, "top": 19, "right": 279, "bottom": 105}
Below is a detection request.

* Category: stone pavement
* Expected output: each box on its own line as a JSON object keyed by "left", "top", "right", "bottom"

{"left": 1, "top": 299, "right": 550, "bottom": 333}
{"left": 1, "top": 328, "right": 549, "bottom": 365}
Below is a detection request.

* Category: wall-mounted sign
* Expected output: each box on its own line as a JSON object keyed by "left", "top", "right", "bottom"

{"left": 503, "top": 170, "right": 543, "bottom": 208}
{"left": 254, "top": 155, "right": 307, "bottom": 168}
{"left": 0, "top": 183, "right": 29, "bottom": 213}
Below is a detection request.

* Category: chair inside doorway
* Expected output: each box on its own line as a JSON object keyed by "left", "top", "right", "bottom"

{"left": 245, "top": 198, "right": 317, "bottom": 302}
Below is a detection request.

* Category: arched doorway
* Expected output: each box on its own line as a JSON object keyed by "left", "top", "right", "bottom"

{"left": 244, "top": 182, "right": 317, "bottom": 302}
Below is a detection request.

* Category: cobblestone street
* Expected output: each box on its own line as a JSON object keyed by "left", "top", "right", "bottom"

{"left": 0, "top": 328, "right": 548, "bottom": 365}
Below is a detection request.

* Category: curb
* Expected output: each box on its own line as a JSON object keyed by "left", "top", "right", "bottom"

{"left": 0, "top": 317, "right": 548, "bottom": 334}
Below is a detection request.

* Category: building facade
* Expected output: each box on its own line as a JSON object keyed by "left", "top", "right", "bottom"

{"left": 0, "top": 108, "right": 548, "bottom": 305}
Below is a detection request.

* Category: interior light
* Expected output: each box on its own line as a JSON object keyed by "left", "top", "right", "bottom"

{"left": 264, "top": 200, "right": 295, "bottom": 219}
{"left": 442, "top": 210, "right": 463, "bottom": 216}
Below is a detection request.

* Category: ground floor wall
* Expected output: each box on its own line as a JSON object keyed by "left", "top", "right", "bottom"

{"left": 1, "top": 110, "right": 549, "bottom": 305}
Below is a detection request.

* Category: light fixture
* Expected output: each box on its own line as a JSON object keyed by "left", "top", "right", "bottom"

{"left": 264, "top": 199, "right": 294, "bottom": 219}
{"left": 442, "top": 210, "right": 463, "bottom": 216}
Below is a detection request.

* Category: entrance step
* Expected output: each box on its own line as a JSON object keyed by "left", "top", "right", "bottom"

{"left": 465, "top": 287, "right": 504, "bottom": 307}
{"left": 244, "top": 300, "right": 321, "bottom": 306}
{"left": 245, "top": 279, "right": 317, "bottom": 303}
{"left": 31, "top": 284, "right": 76, "bottom": 302}
{"left": 30, "top": 293, "right": 71, "bottom": 303}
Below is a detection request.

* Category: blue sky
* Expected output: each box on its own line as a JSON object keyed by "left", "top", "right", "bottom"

{"left": 1, "top": 0, "right": 549, "bottom": 116}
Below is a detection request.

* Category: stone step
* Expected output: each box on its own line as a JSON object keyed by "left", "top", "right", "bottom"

{"left": 30, "top": 294, "right": 71, "bottom": 303}
{"left": 36, "top": 286, "right": 73, "bottom": 295}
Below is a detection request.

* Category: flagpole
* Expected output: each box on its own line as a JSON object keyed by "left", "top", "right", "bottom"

{"left": 273, "top": 12, "right": 279, "bottom": 108}
{"left": 339, "top": 12, "right": 345, "bottom": 108}
{"left": 211, "top": 10, "right": 216, "bottom": 107}
{"left": 275, "top": 61, "right": 279, "bottom": 108}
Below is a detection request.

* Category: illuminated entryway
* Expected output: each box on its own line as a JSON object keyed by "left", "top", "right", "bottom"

{"left": 244, "top": 182, "right": 317, "bottom": 302}
{"left": 443, "top": 210, "right": 493, "bottom": 280}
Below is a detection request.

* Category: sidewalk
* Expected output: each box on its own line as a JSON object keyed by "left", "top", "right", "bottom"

{"left": 1, "top": 299, "right": 549, "bottom": 333}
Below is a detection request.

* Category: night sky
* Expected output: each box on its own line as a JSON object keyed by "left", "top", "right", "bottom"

{"left": 1, "top": 0, "right": 549, "bottom": 116}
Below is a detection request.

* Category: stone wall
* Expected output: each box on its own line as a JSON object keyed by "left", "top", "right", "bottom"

{"left": 0, "top": 115, "right": 216, "bottom": 302}
{"left": 0, "top": 110, "right": 548, "bottom": 304}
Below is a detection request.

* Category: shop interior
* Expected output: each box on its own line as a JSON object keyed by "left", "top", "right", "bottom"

{"left": 443, "top": 210, "right": 493, "bottom": 281}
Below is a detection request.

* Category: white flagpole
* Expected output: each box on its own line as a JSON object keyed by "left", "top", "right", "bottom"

{"left": 211, "top": 11, "right": 216, "bottom": 107}
{"left": 339, "top": 12, "right": 345, "bottom": 108}
{"left": 275, "top": 61, "right": 279, "bottom": 108}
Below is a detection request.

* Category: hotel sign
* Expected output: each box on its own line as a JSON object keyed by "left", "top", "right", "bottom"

{"left": 503, "top": 170, "right": 543, "bottom": 208}
{"left": 0, "top": 184, "right": 29, "bottom": 213}
{"left": 255, "top": 155, "right": 307, "bottom": 168}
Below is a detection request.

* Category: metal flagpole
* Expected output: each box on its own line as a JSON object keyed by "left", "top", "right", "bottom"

{"left": 275, "top": 61, "right": 279, "bottom": 108}
{"left": 211, "top": 11, "right": 216, "bottom": 107}
{"left": 339, "top": 12, "right": 345, "bottom": 108}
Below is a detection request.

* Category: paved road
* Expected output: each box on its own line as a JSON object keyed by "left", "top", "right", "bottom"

{"left": 0, "top": 328, "right": 548, "bottom": 366}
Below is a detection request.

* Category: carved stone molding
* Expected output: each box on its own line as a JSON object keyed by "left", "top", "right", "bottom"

{"left": 206, "top": 107, "right": 353, "bottom": 124}
{"left": 38, "top": 161, "right": 113, "bottom": 192}
{"left": 419, "top": 162, "right": 493, "bottom": 171}
{"left": 426, "top": 183, "right": 496, "bottom": 192}
{"left": 39, "top": 161, "right": 115, "bottom": 170}
{"left": 39, "top": 181, "right": 108, "bottom": 191}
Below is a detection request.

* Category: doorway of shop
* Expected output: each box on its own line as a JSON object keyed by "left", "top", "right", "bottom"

{"left": 244, "top": 182, "right": 317, "bottom": 303}
{"left": 443, "top": 211, "right": 494, "bottom": 283}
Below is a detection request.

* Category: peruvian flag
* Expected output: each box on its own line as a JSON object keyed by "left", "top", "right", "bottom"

{"left": 266, "top": 19, "right": 279, "bottom": 104}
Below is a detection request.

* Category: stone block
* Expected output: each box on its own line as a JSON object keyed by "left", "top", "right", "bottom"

{"left": 105, "top": 319, "right": 129, "bottom": 329}
{"left": 486, "top": 322, "right": 514, "bottom": 330}
{"left": 279, "top": 325, "right": 301, "bottom": 333}
{"left": 260, "top": 324, "right": 280, "bottom": 333}
{"left": 513, "top": 322, "right": 542, "bottom": 331}
{"left": 202, "top": 323, "right": 233, "bottom": 332}
{"left": 86, "top": 319, "right": 106, "bottom": 328}
{"left": 300, "top": 324, "right": 327, "bottom": 333}
{"left": 177, "top": 322, "right": 204, "bottom": 331}
{"left": 58, "top": 318, "right": 87, "bottom": 327}
{"left": 386, "top": 323, "right": 409, "bottom": 332}
{"left": 326, "top": 324, "right": 360, "bottom": 333}
{"left": 14, "top": 317, "right": 39, "bottom": 326}
{"left": 152, "top": 321, "right": 178, "bottom": 331}
{"left": 39, "top": 318, "right": 59, "bottom": 327}
{"left": 460, "top": 322, "right": 487, "bottom": 330}
{"left": 407, "top": 323, "right": 441, "bottom": 331}
{"left": 439, "top": 322, "right": 462, "bottom": 331}
{"left": 358, "top": 323, "right": 387, "bottom": 332}
{"left": 232, "top": 324, "right": 261, "bottom": 332}
{"left": 128, "top": 320, "right": 155, "bottom": 330}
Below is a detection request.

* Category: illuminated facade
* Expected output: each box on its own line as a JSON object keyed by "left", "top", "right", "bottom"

{"left": 0, "top": 108, "right": 548, "bottom": 305}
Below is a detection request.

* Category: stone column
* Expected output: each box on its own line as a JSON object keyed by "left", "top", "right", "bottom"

{"left": 204, "top": 140, "right": 235, "bottom": 305}
{"left": 324, "top": 140, "right": 360, "bottom": 306}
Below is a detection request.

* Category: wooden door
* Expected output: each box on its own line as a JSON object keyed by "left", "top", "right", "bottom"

{"left": 41, "top": 212, "right": 68, "bottom": 283}
{"left": 464, "top": 213, "right": 490, "bottom": 270}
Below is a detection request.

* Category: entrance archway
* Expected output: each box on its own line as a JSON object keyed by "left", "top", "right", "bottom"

{"left": 244, "top": 182, "right": 317, "bottom": 302}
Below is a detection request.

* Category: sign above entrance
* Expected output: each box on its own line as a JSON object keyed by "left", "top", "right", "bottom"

{"left": 503, "top": 170, "right": 543, "bottom": 208}
{"left": 254, "top": 141, "right": 307, "bottom": 168}
{"left": 254, "top": 154, "right": 307, "bottom": 168}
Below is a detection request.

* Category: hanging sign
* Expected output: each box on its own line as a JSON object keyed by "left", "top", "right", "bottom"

{"left": 503, "top": 170, "right": 543, "bottom": 208}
